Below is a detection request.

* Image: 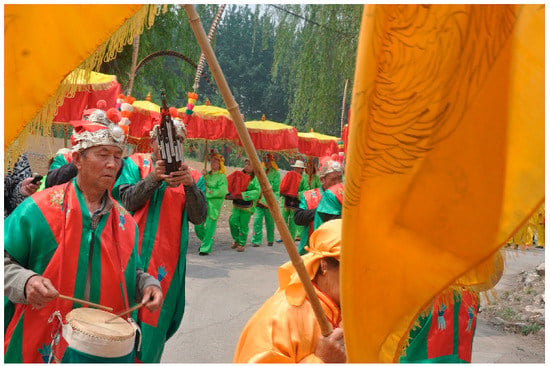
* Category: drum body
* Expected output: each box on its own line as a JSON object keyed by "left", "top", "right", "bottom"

{"left": 62, "top": 308, "right": 137, "bottom": 363}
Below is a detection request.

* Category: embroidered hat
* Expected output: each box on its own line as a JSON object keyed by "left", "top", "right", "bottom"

{"left": 319, "top": 159, "right": 343, "bottom": 178}
{"left": 277, "top": 219, "right": 342, "bottom": 306}
{"left": 261, "top": 153, "right": 279, "bottom": 171}
{"left": 291, "top": 159, "right": 305, "bottom": 169}
{"left": 210, "top": 151, "right": 226, "bottom": 175}
{"left": 70, "top": 120, "right": 126, "bottom": 151}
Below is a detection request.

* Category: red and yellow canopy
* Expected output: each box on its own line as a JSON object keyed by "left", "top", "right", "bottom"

{"left": 179, "top": 104, "right": 238, "bottom": 142}
{"left": 243, "top": 119, "right": 298, "bottom": 152}
{"left": 297, "top": 131, "right": 340, "bottom": 158}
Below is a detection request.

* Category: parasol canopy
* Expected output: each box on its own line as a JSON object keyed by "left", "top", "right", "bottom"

{"left": 179, "top": 104, "right": 238, "bottom": 141}
{"left": 5, "top": 4, "right": 159, "bottom": 163}
{"left": 242, "top": 118, "right": 298, "bottom": 153}
{"left": 52, "top": 69, "right": 121, "bottom": 124}
{"left": 297, "top": 130, "right": 340, "bottom": 158}
{"left": 126, "top": 96, "right": 161, "bottom": 152}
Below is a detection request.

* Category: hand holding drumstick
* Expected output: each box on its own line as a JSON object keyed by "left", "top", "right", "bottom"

{"left": 141, "top": 285, "right": 163, "bottom": 312}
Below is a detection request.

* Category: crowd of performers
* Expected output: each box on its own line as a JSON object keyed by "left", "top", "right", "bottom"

{"left": 4, "top": 98, "right": 525, "bottom": 363}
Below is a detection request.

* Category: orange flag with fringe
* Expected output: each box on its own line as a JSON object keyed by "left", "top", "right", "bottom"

{"left": 341, "top": 4, "right": 544, "bottom": 362}
{"left": 4, "top": 4, "right": 159, "bottom": 161}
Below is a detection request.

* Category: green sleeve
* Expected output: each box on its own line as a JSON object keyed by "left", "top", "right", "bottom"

{"left": 48, "top": 154, "right": 69, "bottom": 171}
{"left": 298, "top": 175, "right": 310, "bottom": 196}
{"left": 112, "top": 157, "right": 142, "bottom": 201}
{"left": 242, "top": 177, "right": 261, "bottom": 202}
{"left": 316, "top": 190, "right": 342, "bottom": 216}
{"left": 197, "top": 175, "right": 206, "bottom": 193}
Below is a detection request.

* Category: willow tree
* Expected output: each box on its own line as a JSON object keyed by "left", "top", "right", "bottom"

{"left": 271, "top": 4, "right": 362, "bottom": 135}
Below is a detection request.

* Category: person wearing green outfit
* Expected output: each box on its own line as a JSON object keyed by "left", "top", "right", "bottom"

{"left": 226, "top": 158, "right": 261, "bottom": 252}
{"left": 251, "top": 154, "right": 281, "bottom": 247}
{"left": 113, "top": 119, "right": 207, "bottom": 363}
{"left": 4, "top": 119, "right": 163, "bottom": 363}
{"left": 279, "top": 160, "right": 305, "bottom": 241}
{"left": 294, "top": 159, "right": 344, "bottom": 254}
{"left": 298, "top": 158, "right": 322, "bottom": 194}
{"left": 195, "top": 152, "right": 228, "bottom": 255}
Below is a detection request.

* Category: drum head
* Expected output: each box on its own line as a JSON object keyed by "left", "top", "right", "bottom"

{"left": 66, "top": 308, "right": 134, "bottom": 341}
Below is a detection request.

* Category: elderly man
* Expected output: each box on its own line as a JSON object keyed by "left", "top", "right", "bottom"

{"left": 112, "top": 118, "right": 207, "bottom": 362}
{"left": 294, "top": 159, "right": 344, "bottom": 254}
{"left": 4, "top": 119, "right": 163, "bottom": 363}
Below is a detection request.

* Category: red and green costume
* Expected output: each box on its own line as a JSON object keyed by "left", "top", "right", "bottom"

{"left": 228, "top": 172, "right": 260, "bottom": 247}
{"left": 4, "top": 180, "right": 138, "bottom": 363}
{"left": 48, "top": 150, "right": 73, "bottom": 171}
{"left": 297, "top": 188, "right": 323, "bottom": 255}
{"left": 400, "top": 290, "right": 479, "bottom": 363}
{"left": 113, "top": 153, "right": 189, "bottom": 362}
{"left": 279, "top": 171, "right": 303, "bottom": 240}
{"left": 195, "top": 171, "right": 228, "bottom": 253}
{"left": 313, "top": 182, "right": 344, "bottom": 229}
{"left": 298, "top": 173, "right": 321, "bottom": 196}
{"left": 252, "top": 168, "right": 280, "bottom": 246}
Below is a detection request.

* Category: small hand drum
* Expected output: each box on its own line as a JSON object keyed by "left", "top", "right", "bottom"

{"left": 62, "top": 308, "right": 137, "bottom": 360}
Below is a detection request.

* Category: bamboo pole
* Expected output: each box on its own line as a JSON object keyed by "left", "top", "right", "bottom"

{"left": 340, "top": 79, "right": 349, "bottom": 137}
{"left": 127, "top": 35, "right": 140, "bottom": 96}
{"left": 183, "top": 5, "right": 333, "bottom": 337}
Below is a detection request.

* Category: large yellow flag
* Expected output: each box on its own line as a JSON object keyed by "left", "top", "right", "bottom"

{"left": 341, "top": 4, "right": 544, "bottom": 362}
{"left": 4, "top": 4, "right": 160, "bottom": 162}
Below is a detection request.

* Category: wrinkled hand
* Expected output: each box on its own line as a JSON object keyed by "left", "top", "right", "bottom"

{"left": 314, "top": 327, "right": 346, "bottom": 363}
{"left": 25, "top": 275, "right": 59, "bottom": 309}
{"left": 141, "top": 285, "right": 163, "bottom": 312}
{"left": 164, "top": 163, "right": 194, "bottom": 188}
{"left": 20, "top": 177, "right": 39, "bottom": 197}
{"left": 153, "top": 160, "right": 167, "bottom": 182}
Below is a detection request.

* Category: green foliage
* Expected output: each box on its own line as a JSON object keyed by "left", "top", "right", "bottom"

{"left": 521, "top": 323, "right": 542, "bottom": 336}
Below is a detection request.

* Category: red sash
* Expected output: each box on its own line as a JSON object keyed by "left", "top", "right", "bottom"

{"left": 227, "top": 170, "right": 252, "bottom": 198}
{"left": 327, "top": 182, "right": 344, "bottom": 204}
{"left": 280, "top": 170, "right": 302, "bottom": 197}
{"left": 128, "top": 153, "right": 187, "bottom": 328}
{"left": 4, "top": 182, "right": 136, "bottom": 362}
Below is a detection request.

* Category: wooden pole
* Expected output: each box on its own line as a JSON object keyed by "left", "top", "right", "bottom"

{"left": 127, "top": 35, "right": 141, "bottom": 96}
{"left": 58, "top": 294, "right": 113, "bottom": 312}
{"left": 340, "top": 79, "right": 349, "bottom": 137}
{"left": 183, "top": 5, "right": 333, "bottom": 337}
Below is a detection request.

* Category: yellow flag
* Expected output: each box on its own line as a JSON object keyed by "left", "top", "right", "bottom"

{"left": 4, "top": 4, "right": 158, "bottom": 161}
{"left": 341, "top": 4, "right": 544, "bottom": 362}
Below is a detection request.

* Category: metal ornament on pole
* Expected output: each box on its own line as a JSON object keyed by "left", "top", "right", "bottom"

{"left": 157, "top": 90, "right": 182, "bottom": 174}
{"left": 183, "top": 4, "right": 333, "bottom": 337}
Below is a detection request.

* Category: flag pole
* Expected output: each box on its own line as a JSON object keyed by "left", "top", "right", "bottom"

{"left": 183, "top": 4, "right": 333, "bottom": 336}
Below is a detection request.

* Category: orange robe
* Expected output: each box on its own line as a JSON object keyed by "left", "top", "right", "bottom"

{"left": 234, "top": 286, "right": 340, "bottom": 363}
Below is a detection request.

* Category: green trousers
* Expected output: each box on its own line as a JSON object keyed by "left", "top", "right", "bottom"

{"left": 229, "top": 207, "right": 253, "bottom": 246}
{"left": 281, "top": 207, "right": 297, "bottom": 240}
{"left": 251, "top": 206, "right": 275, "bottom": 245}
{"left": 195, "top": 216, "right": 219, "bottom": 254}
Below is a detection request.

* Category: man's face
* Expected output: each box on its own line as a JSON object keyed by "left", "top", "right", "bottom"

{"left": 244, "top": 160, "right": 253, "bottom": 174}
{"left": 210, "top": 157, "right": 220, "bottom": 171}
{"left": 294, "top": 167, "right": 304, "bottom": 174}
{"left": 320, "top": 171, "right": 343, "bottom": 190}
{"left": 74, "top": 145, "right": 122, "bottom": 191}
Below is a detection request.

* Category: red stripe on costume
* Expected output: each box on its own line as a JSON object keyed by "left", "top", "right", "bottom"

{"left": 458, "top": 291, "right": 477, "bottom": 362}
{"left": 427, "top": 300, "right": 454, "bottom": 359}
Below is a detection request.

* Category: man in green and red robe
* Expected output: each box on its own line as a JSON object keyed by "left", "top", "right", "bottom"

{"left": 4, "top": 119, "right": 163, "bottom": 363}
{"left": 279, "top": 160, "right": 305, "bottom": 241}
{"left": 113, "top": 120, "right": 207, "bottom": 362}
{"left": 226, "top": 158, "right": 261, "bottom": 252}
{"left": 195, "top": 152, "right": 228, "bottom": 255}
{"left": 251, "top": 154, "right": 280, "bottom": 247}
{"left": 294, "top": 160, "right": 344, "bottom": 254}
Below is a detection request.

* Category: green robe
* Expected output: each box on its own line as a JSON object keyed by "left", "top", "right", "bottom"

{"left": 229, "top": 175, "right": 260, "bottom": 246}
{"left": 4, "top": 180, "right": 139, "bottom": 363}
{"left": 252, "top": 168, "right": 281, "bottom": 245}
{"left": 298, "top": 174, "right": 321, "bottom": 196}
{"left": 113, "top": 153, "right": 189, "bottom": 363}
{"left": 313, "top": 182, "right": 344, "bottom": 230}
{"left": 195, "top": 171, "right": 228, "bottom": 253}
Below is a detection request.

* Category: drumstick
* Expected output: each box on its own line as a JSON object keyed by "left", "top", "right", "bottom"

{"left": 57, "top": 294, "right": 113, "bottom": 312}
{"left": 105, "top": 303, "right": 144, "bottom": 322}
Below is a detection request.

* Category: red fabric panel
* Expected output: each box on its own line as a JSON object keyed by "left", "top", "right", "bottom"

{"left": 458, "top": 291, "right": 477, "bottom": 362}
{"left": 298, "top": 137, "right": 339, "bottom": 157}
{"left": 185, "top": 114, "right": 238, "bottom": 141}
{"left": 244, "top": 128, "right": 298, "bottom": 151}
{"left": 227, "top": 170, "right": 251, "bottom": 197}
{"left": 328, "top": 183, "right": 345, "bottom": 204}
{"left": 427, "top": 301, "right": 455, "bottom": 359}
{"left": 280, "top": 171, "right": 302, "bottom": 197}
{"left": 53, "top": 82, "right": 120, "bottom": 122}
{"left": 127, "top": 108, "right": 160, "bottom": 150}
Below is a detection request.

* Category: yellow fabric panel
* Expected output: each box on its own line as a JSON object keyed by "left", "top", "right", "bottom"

{"left": 341, "top": 4, "right": 544, "bottom": 363}
{"left": 5, "top": 4, "right": 158, "bottom": 161}
{"left": 133, "top": 100, "right": 161, "bottom": 113}
{"left": 245, "top": 120, "right": 295, "bottom": 132}
{"left": 298, "top": 132, "right": 339, "bottom": 142}
{"left": 179, "top": 104, "right": 233, "bottom": 119}
{"left": 65, "top": 68, "right": 118, "bottom": 91}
